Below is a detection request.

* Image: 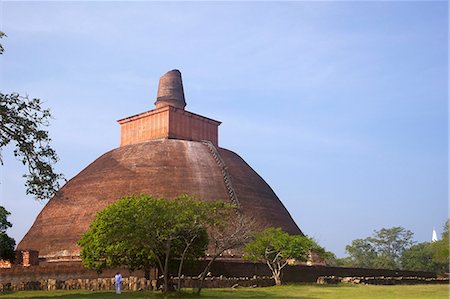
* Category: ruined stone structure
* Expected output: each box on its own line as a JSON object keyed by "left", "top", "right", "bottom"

{"left": 15, "top": 250, "right": 39, "bottom": 267}
{"left": 17, "top": 70, "right": 302, "bottom": 264}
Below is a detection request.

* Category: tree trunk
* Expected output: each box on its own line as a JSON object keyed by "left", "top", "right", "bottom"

{"left": 271, "top": 267, "right": 282, "bottom": 286}
{"left": 177, "top": 260, "right": 184, "bottom": 290}
{"left": 162, "top": 243, "right": 171, "bottom": 293}
{"left": 144, "top": 267, "right": 150, "bottom": 280}
{"left": 177, "top": 250, "right": 187, "bottom": 290}
{"left": 273, "top": 273, "right": 282, "bottom": 286}
{"left": 196, "top": 256, "right": 218, "bottom": 295}
{"left": 177, "top": 237, "right": 196, "bottom": 290}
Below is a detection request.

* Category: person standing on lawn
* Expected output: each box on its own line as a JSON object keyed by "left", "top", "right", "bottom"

{"left": 114, "top": 272, "right": 122, "bottom": 294}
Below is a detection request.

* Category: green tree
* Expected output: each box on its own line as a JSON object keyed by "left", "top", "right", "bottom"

{"left": 431, "top": 220, "right": 449, "bottom": 272}
{"left": 170, "top": 196, "right": 216, "bottom": 290}
{"left": 78, "top": 196, "right": 157, "bottom": 274}
{"left": 371, "top": 227, "right": 414, "bottom": 269}
{"left": 79, "top": 194, "right": 226, "bottom": 292}
{"left": 401, "top": 242, "right": 440, "bottom": 272}
{"left": 0, "top": 32, "right": 64, "bottom": 201}
{"left": 244, "top": 227, "right": 317, "bottom": 286}
{"left": 344, "top": 227, "right": 414, "bottom": 270}
{"left": 0, "top": 206, "right": 15, "bottom": 261}
{"left": 345, "top": 238, "right": 378, "bottom": 268}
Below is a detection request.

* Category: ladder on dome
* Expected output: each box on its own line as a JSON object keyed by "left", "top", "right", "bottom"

{"left": 202, "top": 140, "right": 240, "bottom": 209}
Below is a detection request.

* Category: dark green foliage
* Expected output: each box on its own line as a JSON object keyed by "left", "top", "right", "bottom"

{"left": 0, "top": 32, "right": 64, "bottom": 201}
{"left": 0, "top": 93, "right": 65, "bottom": 201}
{"left": 0, "top": 233, "right": 16, "bottom": 261}
{"left": 0, "top": 206, "right": 15, "bottom": 261}
{"left": 244, "top": 227, "right": 318, "bottom": 286}
{"left": 401, "top": 242, "right": 442, "bottom": 272}
{"left": 0, "top": 32, "right": 5, "bottom": 54}
{"left": 0, "top": 206, "right": 12, "bottom": 232}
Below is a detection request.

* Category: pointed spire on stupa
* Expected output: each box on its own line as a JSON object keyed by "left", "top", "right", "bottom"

{"left": 432, "top": 228, "right": 438, "bottom": 242}
{"left": 155, "top": 69, "right": 186, "bottom": 110}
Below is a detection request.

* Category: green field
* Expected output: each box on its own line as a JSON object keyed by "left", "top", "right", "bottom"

{"left": 0, "top": 284, "right": 448, "bottom": 299}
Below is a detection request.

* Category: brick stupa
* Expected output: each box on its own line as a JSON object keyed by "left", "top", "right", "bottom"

{"left": 18, "top": 70, "right": 302, "bottom": 263}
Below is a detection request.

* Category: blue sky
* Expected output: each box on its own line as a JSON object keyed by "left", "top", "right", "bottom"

{"left": 0, "top": 1, "right": 447, "bottom": 257}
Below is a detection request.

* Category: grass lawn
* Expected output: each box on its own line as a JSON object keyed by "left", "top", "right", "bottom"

{"left": 0, "top": 284, "right": 447, "bottom": 299}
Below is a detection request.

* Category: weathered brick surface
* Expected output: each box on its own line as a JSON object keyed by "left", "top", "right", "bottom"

{"left": 0, "top": 260, "right": 12, "bottom": 268}
{"left": 17, "top": 139, "right": 302, "bottom": 261}
{"left": 117, "top": 69, "right": 219, "bottom": 147}
{"left": 219, "top": 148, "right": 301, "bottom": 235}
{"left": 17, "top": 69, "right": 302, "bottom": 263}
{"left": 118, "top": 106, "right": 220, "bottom": 147}
{"left": 118, "top": 107, "right": 170, "bottom": 146}
{"left": 15, "top": 250, "right": 39, "bottom": 267}
{"left": 155, "top": 69, "right": 186, "bottom": 109}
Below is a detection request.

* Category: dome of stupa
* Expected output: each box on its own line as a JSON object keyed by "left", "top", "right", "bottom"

{"left": 17, "top": 70, "right": 302, "bottom": 263}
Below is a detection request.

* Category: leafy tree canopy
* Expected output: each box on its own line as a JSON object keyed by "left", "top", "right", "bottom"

{"left": 0, "top": 32, "right": 5, "bottom": 54}
{"left": 0, "top": 31, "right": 64, "bottom": 201}
{"left": 401, "top": 242, "right": 443, "bottom": 273}
{"left": 0, "top": 206, "right": 15, "bottom": 261}
{"left": 442, "top": 220, "right": 449, "bottom": 240}
{"left": 344, "top": 238, "right": 378, "bottom": 268}
{"left": 244, "top": 227, "right": 318, "bottom": 286}
{"left": 344, "top": 226, "right": 414, "bottom": 270}
{"left": 430, "top": 219, "right": 449, "bottom": 271}
{"left": 0, "top": 206, "right": 12, "bottom": 232}
{"left": 79, "top": 194, "right": 231, "bottom": 292}
{"left": 371, "top": 227, "right": 414, "bottom": 267}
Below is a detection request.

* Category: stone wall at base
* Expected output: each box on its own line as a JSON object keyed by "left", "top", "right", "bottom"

{"left": 282, "top": 265, "right": 439, "bottom": 283}
{"left": 317, "top": 276, "right": 449, "bottom": 285}
{"left": 176, "top": 260, "right": 439, "bottom": 283}
{"left": 1, "top": 274, "right": 447, "bottom": 292}
{"left": 0, "top": 260, "right": 441, "bottom": 290}
{"left": 0, "top": 263, "right": 156, "bottom": 284}
{"left": 0, "top": 276, "right": 275, "bottom": 292}
{"left": 174, "top": 276, "right": 275, "bottom": 289}
{"left": 0, "top": 277, "right": 156, "bottom": 292}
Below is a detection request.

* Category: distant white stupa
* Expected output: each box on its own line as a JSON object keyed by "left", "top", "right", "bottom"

{"left": 432, "top": 228, "right": 438, "bottom": 242}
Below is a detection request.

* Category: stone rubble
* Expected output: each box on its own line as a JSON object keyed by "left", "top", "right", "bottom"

{"left": 316, "top": 275, "right": 449, "bottom": 285}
